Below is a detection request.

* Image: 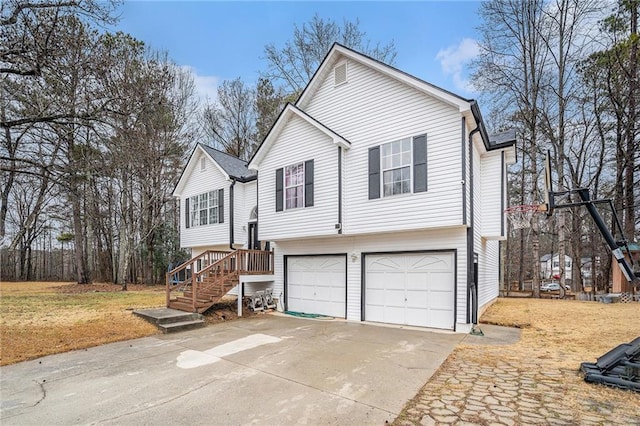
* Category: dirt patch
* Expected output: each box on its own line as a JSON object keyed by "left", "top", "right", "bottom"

{"left": 202, "top": 296, "right": 262, "bottom": 325}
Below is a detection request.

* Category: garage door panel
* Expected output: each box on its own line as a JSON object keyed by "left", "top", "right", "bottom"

{"left": 405, "top": 272, "right": 428, "bottom": 290}
{"left": 367, "top": 256, "right": 404, "bottom": 272}
{"left": 430, "top": 292, "right": 454, "bottom": 310}
{"left": 386, "top": 289, "right": 406, "bottom": 307}
{"left": 365, "top": 288, "right": 386, "bottom": 305}
{"left": 408, "top": 255, "right": 449, "bottom": 271}
{"left": 429, "top": 272, "right": 454, "bottom": 291}
{"left": 314, "top": 286, "right": 334, "bottom": 301}
{"left": 406, "top": 309, "right": 428, "bottom": 327}
{"left": 287, "top": 256, "right": 346, "bottom": 318}
{"left": 365, "top": 252, "right": 454, "bottom": 330}
{"left": 405, "top": 290, "right": 428, "bottom": 308}
{"left": 383, "top": 306, "right": 405, "bottom": 322}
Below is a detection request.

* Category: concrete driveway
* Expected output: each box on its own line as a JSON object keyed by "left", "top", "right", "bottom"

{"left": 1, "top": 314, "right": 462, "bottom": 425}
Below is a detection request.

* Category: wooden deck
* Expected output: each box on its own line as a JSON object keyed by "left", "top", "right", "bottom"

{"left": 166, "top": 249, "right": 274, "bottom": 313}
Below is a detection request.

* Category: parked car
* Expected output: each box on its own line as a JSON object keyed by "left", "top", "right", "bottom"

{"left": 540, "top": 282, "right": 571, "bottom": 292}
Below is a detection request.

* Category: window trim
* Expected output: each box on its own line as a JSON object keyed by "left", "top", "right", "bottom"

{"left": 284, "top": 162, "right": 305, "bottom": 210}
{"left": 200, "top": 157, "right": 206, "bottom": 171}
{"left": 380, "top": 137, "right": 413, "bottom": 198}
{"left": 189, "top": 190, "right": 220, "bottom": 227}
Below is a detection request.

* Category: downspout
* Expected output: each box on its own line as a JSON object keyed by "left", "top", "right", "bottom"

{"left": 229, "top": 178, "right": 236, "bottom": 250}
{"left": 338, "top": 147, "right": 343, "bottom": 234}
{"left": 467, "top": 125, "right": 480, "bottom": 325}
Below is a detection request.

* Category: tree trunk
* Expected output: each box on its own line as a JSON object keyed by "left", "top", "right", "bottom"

{"left": 117, "top": 224, "right": 129, "bottom": 291}
{"left": 71, "top": 192, "right": 90, "bottom": 284}
{"left": 624, "top": 1, "right": 638, "bottom": 239}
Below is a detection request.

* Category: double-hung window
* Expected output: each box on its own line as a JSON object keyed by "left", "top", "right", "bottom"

{"left": 275, "top": 160, "right": 314, "bottom": 212}
{"left": 368, "top": 133, "right": 427, "bottom": 199}
{"left": 186, "top": 189, "right": 223, "bottom": 228}
{"left": 285, "top": 162, "right": 305, "bottom": 209}
{"left": 381, "top": 138, "right": 412, "bottom": 196}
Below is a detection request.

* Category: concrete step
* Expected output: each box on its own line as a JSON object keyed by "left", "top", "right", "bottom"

{"left": 133, "top": 308, "right": 205, "bottom": 332}
{"left": 158, "top": 318, "right": 205, "bottom": 333}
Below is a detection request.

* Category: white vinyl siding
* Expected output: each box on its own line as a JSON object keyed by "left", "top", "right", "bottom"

{"left": 271, "top": 227, "right": 469, "bottom": 329}
{"left": 473, "top": 139, "right": 500, "bottom": 315}
{"left": 258, "top": 115, "right": 338, "bottom": 241}
{"left": 234, "top": 181, "right": 257, "bottom": 246}
{"left": 180, "top": 152, "right": 229, "bottom": 248}
{"left": 481, "top": 151, "right": 505, "bottom": 239}
{"left": 302, "top": 58, "right": 464, "bottom": 234}
{"left": 477, "top": 237, "right": 500, "bottom": 313}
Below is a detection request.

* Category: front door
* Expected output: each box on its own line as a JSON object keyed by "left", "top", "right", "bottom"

{"left": 248, "top": 222, "right": 260, "bottom": 250}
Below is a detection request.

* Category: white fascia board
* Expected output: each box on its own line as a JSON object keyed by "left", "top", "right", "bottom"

{"left": 298, "top": 44, "right": 472, "bottom": 113}
{"left": 248, "top": 104, "right": 350, "bottom": 171}
{"left": 173, "top": 145, "right": 230, "bottom": 196}
{"left": 288, "top": 105, "right": 351, "bottom": 150}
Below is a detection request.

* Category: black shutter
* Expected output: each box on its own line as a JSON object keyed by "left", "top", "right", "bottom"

{"left": 275, "top": 168, "right": 283, "bottom": 211}
{"left": 185, "top": 198, "right": 190, "bottom": 228}
{"left": 218, "top": 188, "right": 224, "bottom": 223}
{"left": 413, "top": 134, "right": 427, "bottom": 193}
{"left": 368, "top": 146, "right": 380, "bottom": 199}
{"left": 304, "top": 159, "right": 314, "bottom": 207}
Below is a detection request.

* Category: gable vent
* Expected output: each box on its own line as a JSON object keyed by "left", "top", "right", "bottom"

{"left": 334, "top": 63, "right": 347, "bottom": 86}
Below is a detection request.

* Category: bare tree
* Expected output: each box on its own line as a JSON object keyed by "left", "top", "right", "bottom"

{"left": 537, "top": 0, "right": 600, "bottom": 293}
{"left": 473, "top": 0, "right": 551, "bottom": 297}
{"left": 263, "top": 14, "right": 397, "bottom": 95}
{"left": 202, "top": 77, "right": 256, "bottom": 160}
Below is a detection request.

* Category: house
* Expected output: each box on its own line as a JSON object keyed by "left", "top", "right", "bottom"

{"left": 173, "top": 144, "right": 259, "bottom": 254}
{"left": 168, "top": 144, "right": 273, "bottom": 313}
{"left": 539, "top": 254, "right": 573, "bottom": 280}
{"left": 244, "top": 43, "right": 516, "bottom": 332}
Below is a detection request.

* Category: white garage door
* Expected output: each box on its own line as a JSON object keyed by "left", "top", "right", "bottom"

{"left": 287, "top": 255, "right": 346, "bottom": 318}
{"left": 365, "top": 252, "right": 455, "bottom": 329}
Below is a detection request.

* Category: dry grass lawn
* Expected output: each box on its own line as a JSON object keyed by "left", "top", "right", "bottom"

{"left": 477, "top": 298, "right": 640, "bottom": 416}
{"left": 0, "top": 281, "right": 164, "bottom": 366}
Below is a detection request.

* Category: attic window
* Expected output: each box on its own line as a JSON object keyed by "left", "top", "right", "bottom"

{"left": 200, "top": 157, "right": 206, "bottom": 171}
{"left": 334, "top": 62, "right": 347, "bottom": 86}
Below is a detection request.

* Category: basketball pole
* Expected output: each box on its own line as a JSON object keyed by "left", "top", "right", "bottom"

{"left": 576, "top": 189, "right": 639, "bottom": 285}
{"left": 543, "top": 150, "right": 639, "bottom": 287}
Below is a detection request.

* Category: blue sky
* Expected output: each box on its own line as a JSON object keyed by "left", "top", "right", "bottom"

{"left": 113, "top": 1, "right": 483, "bottom": 102}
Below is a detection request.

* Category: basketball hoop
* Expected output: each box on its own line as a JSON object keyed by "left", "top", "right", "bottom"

{"left": 504, "top": 204, "right": 544, "bottom": 230}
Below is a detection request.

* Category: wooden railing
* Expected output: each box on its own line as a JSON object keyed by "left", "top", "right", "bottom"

{"left": 165, "top": 250, "right": 230, "bottom": 307}
{"left": 166, "top": 249, "right": 274, "bottom": 312}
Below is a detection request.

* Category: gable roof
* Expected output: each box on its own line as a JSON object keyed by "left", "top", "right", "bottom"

{"left": 248, "top": 103, "right": 350, "bottom": 170}
{"left": 199, "top": 145, "right": 257, "bottom": 182}
{"left": 296, "top": 43, "right": 515, "bottom": 152}
{"left": 296, "top": 43, "right": 472, "bottom": 113}
{"left": 173, "top": 143, "right": 256, "bottom": 197}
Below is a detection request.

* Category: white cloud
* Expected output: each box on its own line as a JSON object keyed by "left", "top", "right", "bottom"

{"left": 435, "top": 38, "right": 480, "bottom": 93}
{"left": 180, "top": 65, "right": 219, "bottom": 105}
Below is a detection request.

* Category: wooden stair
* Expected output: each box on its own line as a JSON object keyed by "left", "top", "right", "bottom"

{"left": 166, "top": 249, "right": 274, "bottom": 314}
{"left": 168, "top": 278, "right": 239, "bottom": 313}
